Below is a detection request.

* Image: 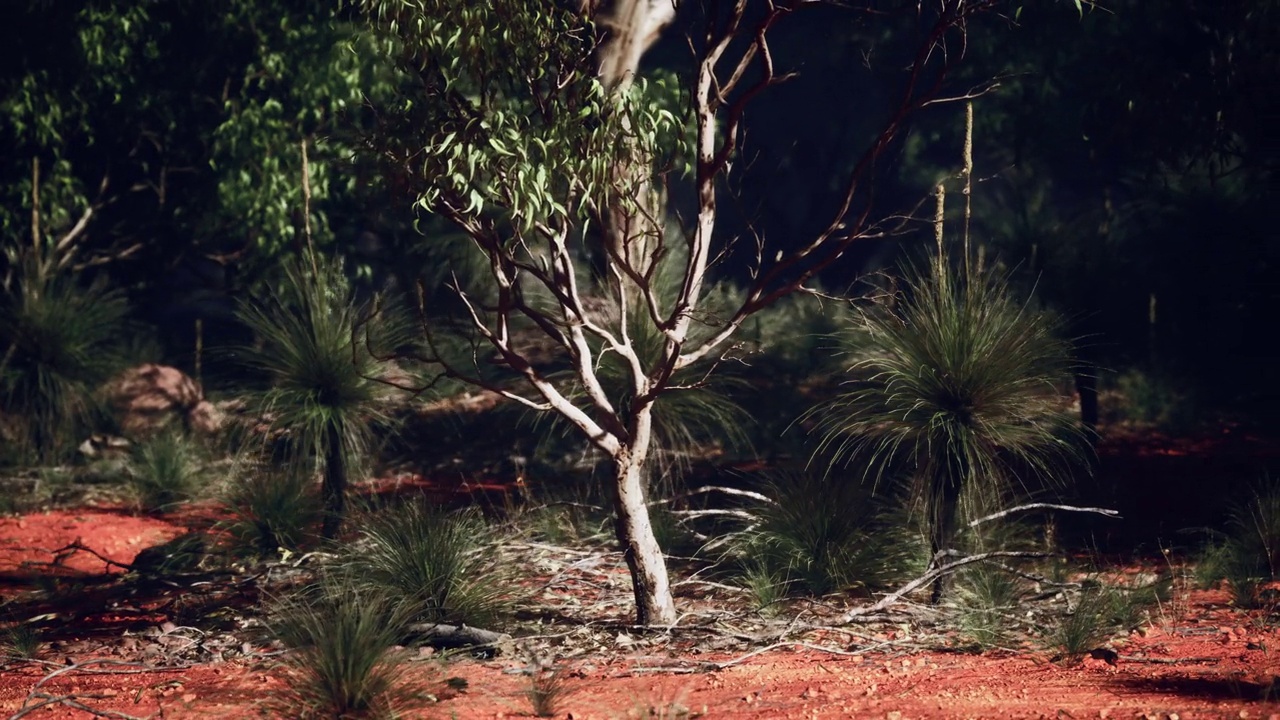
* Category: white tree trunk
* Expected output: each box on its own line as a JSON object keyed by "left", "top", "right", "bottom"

{"left": 611, "top": 445, "right": 676, "bottom": 626}
{"left": 589, "top": 0, "right": 679, "bottom": 627}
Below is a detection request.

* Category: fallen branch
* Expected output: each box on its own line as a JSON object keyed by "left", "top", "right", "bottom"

{"left": 841, "top": 550, "right": 1047, "bottom": 622}
{"left": 9, "top": 659, "right": 173, "bottom": 720}
{"left": 967, "top": 503, "right": 1120, "bottom": 529}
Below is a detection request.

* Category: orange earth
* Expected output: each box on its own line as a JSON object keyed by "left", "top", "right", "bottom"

{"left": 2, "top": 506, "right": 1280, "bottom": 719}
{"left": 8, "top": 417, "right": 1280, "bottom": 720}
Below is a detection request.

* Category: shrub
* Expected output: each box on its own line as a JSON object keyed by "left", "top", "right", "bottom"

{"left": 347, "top": 503, "right": 509, "bottom": 627}
{"left": 1, "top": 624, "right": 43, "bottom": 659}
{"left": 237, "top": 261, "right": 408, "bottom": 539}
{"left": 954, "top": 564, "right": 1023, "bottom": 650}
{"left": 265, "top": 573, "right": 426, "bottom": 719}
{"left": 808, "top": 262, "right": 1088, "bottom": 595}
{"left": 525, "top": 662, "right": 573, "bottom": 718}
{"left": 733, "top": 471, "right": 926, "bottom": 598}
{"left": 222, "top": 468, "right": 322, "bottom": 558}
{"left": 126, "top": 430, "right": 205, "bottom": 512}
{"left": 1197, "top": 480, "right": 1280, "bottom": 608}
{"left": 0, "top": 256, "right": 131, "bottom": 463}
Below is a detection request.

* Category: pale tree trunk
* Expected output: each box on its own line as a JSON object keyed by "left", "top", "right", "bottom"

{"left": 587, "top": 0, "right": 679, "bottom": 627}
{"left": 588, "top": 0, "right": 675, "bottom": 288}
{"left": 612, "top": 446, "right": 676, "bottom": 626}
{"left": 610, "top": 398, "right": 676, "bottom": 625}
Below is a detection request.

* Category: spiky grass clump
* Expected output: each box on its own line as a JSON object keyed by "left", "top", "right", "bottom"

{"left": 266, "top": 573, "right": 425, "bottom": 719}
{"left": 809, "top": 263, "right": 1088, "bottom": 564}
{"left": 1047, "top": 589, "right": 1115, "bottom": 663}
{"left": 739, "top": 560, "right": 788, "bottom": 617}
{"left": 222, "top": 468, "right": 322, "bottom": 558}
{"left": 1045, "top": 578, "right": 1165, "bottom": 663}
{"left": 347, "top": 503, "right": 509, "bottom": 627}
{"left": 0, "top": 259, "right": 131, "bottom": 463}
{"left": 954, "top": 564, "right": 1023, "bottom": 650}
{"left": 1196, "top": 480, "right": 1280, "bottom": 608}
{"left": 238, "top": 262, "right": 409, "bottom": 539}
{"left": 1, "top": 624, "right": 43, "bottom": 659}
{"left": 126, "top": 430, "right": 205, "bottom": 512}
{"left": 735, "top": 471, "right": 926, "bottom": 597}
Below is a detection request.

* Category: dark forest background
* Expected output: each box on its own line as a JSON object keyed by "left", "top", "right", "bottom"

{"left": 2, "top": 0, "right": 1276, "bottom": 423}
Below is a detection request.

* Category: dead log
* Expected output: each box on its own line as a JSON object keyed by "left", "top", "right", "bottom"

{"left": 403, "top": 622, "right": 513, "bottom": 654}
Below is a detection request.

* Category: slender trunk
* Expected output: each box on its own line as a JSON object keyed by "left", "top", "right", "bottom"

{"left": 612, "top": 449, "right": 676, "bottom": 626}
{"left": 929, "top": 479, "right": 961, "bottom": 604}
{"left": 321, "top": 424, "right": 346, "bottom": 540}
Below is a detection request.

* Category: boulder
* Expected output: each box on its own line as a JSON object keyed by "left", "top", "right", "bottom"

{"left": 101, "top": 364, "right": 223, "bottom": 439}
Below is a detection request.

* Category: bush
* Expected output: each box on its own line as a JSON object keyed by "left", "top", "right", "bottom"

{"left": 1197, "top": 480, "right": 1280, "bottom": 608}
{"left": 346, "top": 503, "right": 509, "bottom": 628}
{"left": 0, "top": 257, "right": 132, "bottom": 463}
{"left": 126, "top": 430, "right": 205, "bottom": 512}
{"left": 954, "top": 564, "right": 1023, "bottom": 650}
{"left": 807, "top": 262, "right": 1088, "bottom": 585}
{"left": 1, "top": 624, "right": 43, "bottom": 659}
{"left": 732, "top": 471, "right": 926, "bottom": 598}
{"left": 1104, "top": 367, "right": 1199, "bottom": 430}
{"left": 237, "top": 261, "right": 409, "bottom": 539}
{"left": 265, "top": 573, "right": 426, "bottom": 719}
{"left": 222, "top": 468, "right": 322, "bottom": 558}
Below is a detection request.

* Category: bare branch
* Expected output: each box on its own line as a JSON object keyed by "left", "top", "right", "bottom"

{"left": 966, "top": 503, "right": 1122, "bottom": 529}
{"left": 841, "top": 549, "right": 1046, "bottom": 621}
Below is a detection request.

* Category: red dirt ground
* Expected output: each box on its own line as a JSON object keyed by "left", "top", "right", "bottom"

{"left": 4, "top": 506, "right": 1280, "bottom": 718}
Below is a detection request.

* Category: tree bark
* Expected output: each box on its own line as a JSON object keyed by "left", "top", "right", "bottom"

{"left": 612, "top": 448, "right": 677, "bottom": 626}
{"left": 588, "top": 0, "right": 676, "bottom": 287}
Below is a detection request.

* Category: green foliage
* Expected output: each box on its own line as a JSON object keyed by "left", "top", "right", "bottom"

{"left": 237, "top": 262, "right": 407, "bottom": 538}
{"left": 1047, "top": 589, "right": 1114, "bottom": 663}
{"left": 0, "top": 257, "right": 132, "bottom": 463}
{"left": 266, "top": 573, "right": 425, "bottom": 719}
{"left": 733, "top": 471, "right": 926, "bottom": 598}
{"left": 1104, "top": 367, "right": 1199, "bottom": 430}
{"left": 222, "top": 468, "right": 322, "bottom": 558}
{"left": 739, "top": 560, "right": 788, "bottom": 618}
{"left": 346, "top": 503, "right": 509, "bottom": 628}
{"left": 1, "top": 2, "right": 400, "bottom": 293}
{"left": 126, "top": 430, "right": 205, "bottom": 512}
{"left": 1046, "top": 576, "right": 1166, "bottom": 663}
{"left": 809, "top": 263, "right": 1087, "bottom": 557}
{"left": 357, "top": 0, "right": 690, "bottom": 235}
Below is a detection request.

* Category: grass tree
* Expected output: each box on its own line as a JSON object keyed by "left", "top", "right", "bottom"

{"left": 0, "top": 252, "right": 131, "bottom": 463}
{"left": 237, "top": 262, "right": 405, "bottom": 539}
{"left": 356, "top": 0, "right": 1030, "bottom": 625}
{"left": 809, "top": 262, "right": 1088, "bottom": 599}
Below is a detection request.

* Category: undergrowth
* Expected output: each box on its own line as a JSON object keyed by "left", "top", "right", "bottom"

{"left": 127, "top": 430, "right": 205, "bottom": 512}
{"left": 346, "top": 502, "right": 510, "bottom": 628}
{"left": 265, "top": 572, "right": 429, "bottom": 719}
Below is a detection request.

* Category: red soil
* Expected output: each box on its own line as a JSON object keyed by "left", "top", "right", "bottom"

{"left": 3, "top": 507, "right": 1280, "bottom": 718}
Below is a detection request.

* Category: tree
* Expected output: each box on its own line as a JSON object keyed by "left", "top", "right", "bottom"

{"left": 237, "top": 262, "right": 407, "bottom": 539}
{"left": 0, "top": 1, "right": 399, "bottom": 317}
{"left": 357, "top": 0, "right": 1025, "bottom": 626}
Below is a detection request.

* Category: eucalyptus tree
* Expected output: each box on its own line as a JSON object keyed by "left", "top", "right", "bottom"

{"left": 356, "top": 0, "right": 1030, "bottom": 626}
